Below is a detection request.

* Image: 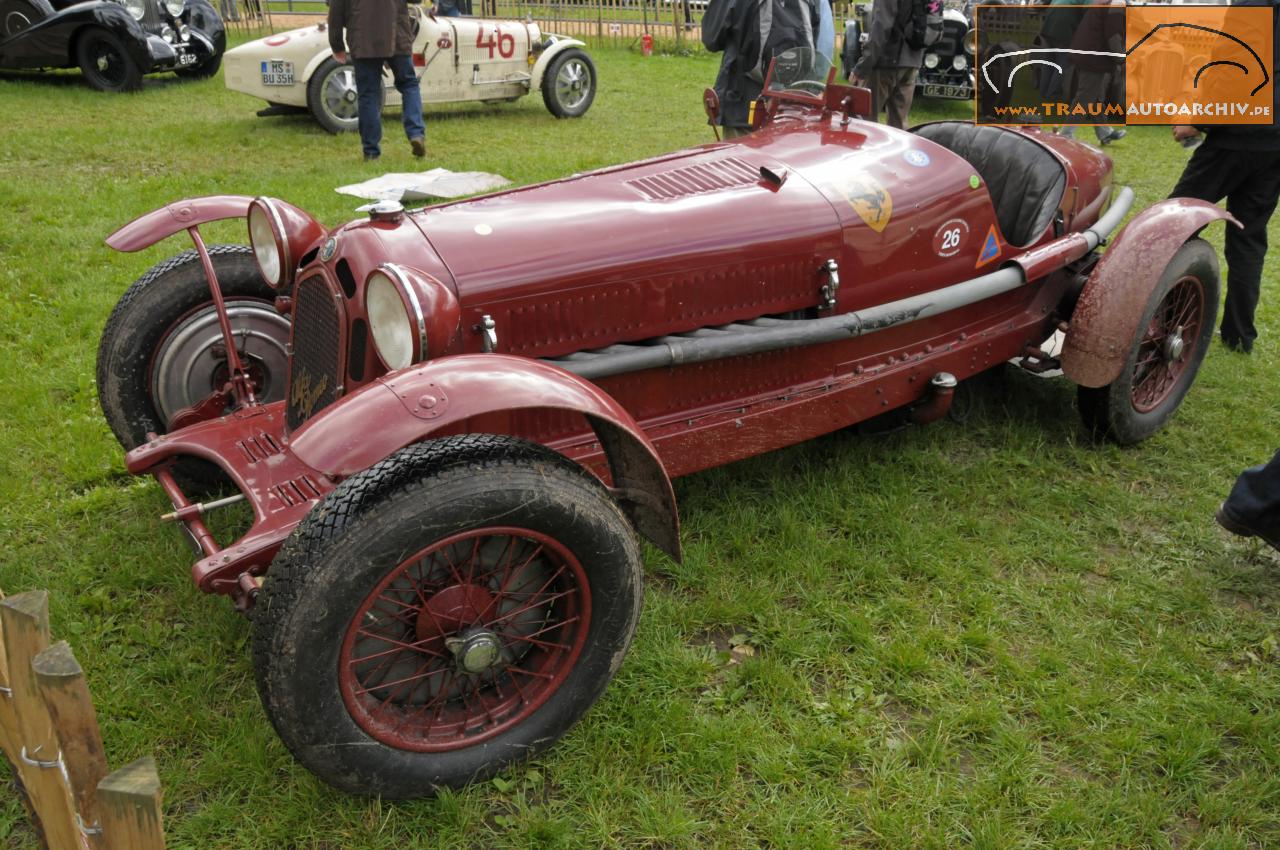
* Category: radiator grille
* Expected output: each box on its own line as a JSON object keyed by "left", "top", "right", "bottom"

{"left": 286, "top": 275, "right": 343, "bottom": 431}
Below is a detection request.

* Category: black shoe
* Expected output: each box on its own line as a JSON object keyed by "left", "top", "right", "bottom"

{"left": 364, "top": 153, "right": 380, "bottom": 162}
{"left": 1099, "top": 129, "right": 1126, "bottom": 145}
{"left": 410, "top": 137, "right": 426, "bottom": 158}
{"left": 1222, "top": 337, "right": 1253, "bottom": 354}
{"left": 1216, "top": 502, "right": 1280, "bottom": 552}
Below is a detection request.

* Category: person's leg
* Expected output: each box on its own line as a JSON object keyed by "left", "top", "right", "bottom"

{"left": 1221, "top": 151, "right": 1280, "bottom": 350}
{"left": 389, "top": 53, "right": 425, "bottom": 154}
{"left": 1218, "top": 448, "right": 1280, "bottom": 550}
{"left": 869, "top": 69, "right": 892, "bottom": 123}
{"left": 884, "top": 67, "right": 916, "bottom": 130}
{"left": 353, "top": 57, "right": 386, "bottom": 159}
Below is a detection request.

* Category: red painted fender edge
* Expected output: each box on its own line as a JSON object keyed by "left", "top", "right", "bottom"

{"left": 289, "top": 354, "right": 683, "bottom": 562}
{"left": 1061, "top": 198, "right": 1239, "bottom": 388}
{"left": 106, "top": 195, "right": 254, "bottom": 253}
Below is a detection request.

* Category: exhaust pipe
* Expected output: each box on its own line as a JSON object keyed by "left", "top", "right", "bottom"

{"left": 909, "top": 373, "right": 957, "bottom": 425}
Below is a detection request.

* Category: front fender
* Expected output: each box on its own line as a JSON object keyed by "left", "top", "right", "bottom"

{"left": 106, "top": 195, "right": 253, "bottom": 253}
{"left": 289, "top": 354, "right": 682, "bottom": 561}
{"left": 1061, "top": 198, "right": 1238, "bottom": 388}
{"left": 530, "top": 36, "right": 587, "bottom": 90}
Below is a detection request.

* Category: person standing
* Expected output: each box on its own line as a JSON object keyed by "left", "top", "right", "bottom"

{"left": 328, "top": 0, "right": 426, "bottom": 161}
{"left": 849, "top": 0, "right": 924, "bottom": 130}
{"left": 1216, "top": 450, "right": 1280, "bottom": 552}
{"left": 702, "top": 0, "right": 823, "bottom": 138}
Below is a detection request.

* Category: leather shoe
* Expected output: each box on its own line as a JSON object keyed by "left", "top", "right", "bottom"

{"left": 410, "top": 137, "right": 426, "bottom": 158}
{"left": 1216, "top": 502, "right": 1280, "bottom": 552}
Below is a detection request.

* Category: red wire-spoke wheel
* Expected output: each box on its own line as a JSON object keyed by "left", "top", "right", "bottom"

{"left": 339, "top": 528, "right": 591, "bottom": 752}
{"left": 253, "top": 435, "right": 644, "bottom": 798}
{"left": 1078, "top": 238, "right": 1220, "bottom": 445}
{"left": 1129, "top": 275, "right": 1204, "bottom": 414}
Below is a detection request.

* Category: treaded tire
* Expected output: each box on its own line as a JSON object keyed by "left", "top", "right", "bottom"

{"left": 307, "top": 56, "right": 362, "bottom": 134}
{"left": 96, "top": 245, "right": 287, "bottom": 486}
{"left": 1077, "top": 237, "right": 1219, "bottom": 445}
{"left": 541, "top": 48, "right": 596, "bottom": 118}
{"left": 252, "top": 434, "right": 644, "bottom": 798}
{"left": 76, "top": 27, "right": 143, "bottom": 92}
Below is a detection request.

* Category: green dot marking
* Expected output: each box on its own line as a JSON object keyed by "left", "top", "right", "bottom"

{"left": 969, "top": 175, "right": 981, "bottom": 189}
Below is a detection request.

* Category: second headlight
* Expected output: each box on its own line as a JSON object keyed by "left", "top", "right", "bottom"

{"left": 367, "top": 265, "right": 426, "bottom": 371}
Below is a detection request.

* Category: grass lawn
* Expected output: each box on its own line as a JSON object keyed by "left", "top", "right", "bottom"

{"left": 1, "top": 40, "right": 1279, "bottom": 850}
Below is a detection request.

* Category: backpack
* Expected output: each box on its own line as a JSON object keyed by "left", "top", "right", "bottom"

{"left": 900, "top": 0, "right": 943, "bottom": 51}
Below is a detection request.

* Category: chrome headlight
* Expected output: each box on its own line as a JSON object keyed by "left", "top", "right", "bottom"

{"left": 367, "top": 265, "right": 426, "bottom": 371}
{"left": 952, "top": 54, "right": 968, "bottom": 71}
{"left": 964, "top": 28, "right": 976, "bottom": 55}
{"left": 923, "top": 53, "right": 940, "bottom": 70}
{"left": 121, "top": 0, "right": 146, "bottom": 19}
{"left": 164, "top": 0, "right": 184, "bottom": 15}
{"left": 248, "top": 199, "right": 287, "bottom": 288}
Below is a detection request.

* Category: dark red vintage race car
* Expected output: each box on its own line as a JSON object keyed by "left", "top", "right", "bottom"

{"left": 98, "top": 51, "right": 1232, "bottom": 797}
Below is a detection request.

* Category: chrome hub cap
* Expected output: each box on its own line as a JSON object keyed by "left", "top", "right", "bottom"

{"left": 445, "top": 629, "right": 504, "bottom": 674}
{"left": 1164, "top": 326, "right": 1186, "bottom": 362}
{"left": 323, "top": 66, "right": 360, "bottom": 122}
{"left": 556, "top": 60, "right": 590, "bottom": 110}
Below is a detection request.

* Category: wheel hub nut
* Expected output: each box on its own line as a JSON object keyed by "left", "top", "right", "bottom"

{"left": 1165, "top": 327, "right": 1186, "bottom": 362}
{"left": 445, "top": 630, "right": 503, "bottom": 674}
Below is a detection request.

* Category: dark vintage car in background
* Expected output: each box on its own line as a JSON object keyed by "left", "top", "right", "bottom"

{"left": 0, "top": 0, "right": 224, "bottom": 90}
{"left": 842, "top": 0, "right": 977, "bottom": 100}
{"left": 96, "top": 49, "right": 1231, "bottom": 798}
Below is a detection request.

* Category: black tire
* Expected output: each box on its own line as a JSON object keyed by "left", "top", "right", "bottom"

{"left": 76, "top": 27, "right": 143, "bottom": 92}
{"left": 841, "top": 20, "right": 862, "bottom": 81}
{"left": 307, "top": 56, "right": 362, "bottom": 134}
{"left": 541, "top": 48, "right": 595, "bottom": 118}
{"left": 1077, "top": 238, "right": 1219, "bottom": 445}
{"left": 0, "top": 0, "right": 51, "bottom": 37}
{"left": 252, "top": 434, "right": 644, "bottom": 798}
{"left": 175, "top": 52, "right": 222, "bottom": 80}
{"left": 96, "top": 244, "right": 290, "bottom": 456}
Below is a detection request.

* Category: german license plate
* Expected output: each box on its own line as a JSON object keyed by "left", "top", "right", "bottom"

{"left": 260, "top": 60, "right": 295, "bottom": 86}
{"left": 177, "top": 52, "right": 198, "bottom": 66}
{"left": 923, "top": 83, "right": 971, "bottom": 99}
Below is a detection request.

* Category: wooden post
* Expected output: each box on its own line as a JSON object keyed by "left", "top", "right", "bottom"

{"left": 0, "top": 592, "right": 82, "bottom": 850}
{"left": 98, "top": 758, "right": 166, "bottom": 850}
{"left": 34, "top": 642, "right": 109, "bottom": 850}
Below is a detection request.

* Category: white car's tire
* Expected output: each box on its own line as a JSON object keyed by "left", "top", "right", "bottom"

{"left": 308, "top": 56, "right": 363, "bottom": 134}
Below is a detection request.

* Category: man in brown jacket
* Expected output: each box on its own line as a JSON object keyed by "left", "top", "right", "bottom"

{"left": 328, "top": 0, "right": 426, "bottom": 161}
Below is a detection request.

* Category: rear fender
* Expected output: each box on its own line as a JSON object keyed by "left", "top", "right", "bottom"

{"left": 106, "top": 195, "right": 254, "bottom": 253}
{"left": 289, "top": 354, "right": 682, "bottom": 561}
{"left": 530, "top": 37, "right": 586, "bottom": 90}
{"left": 1061, "top": 198, "right": 1237, "bottom": 387}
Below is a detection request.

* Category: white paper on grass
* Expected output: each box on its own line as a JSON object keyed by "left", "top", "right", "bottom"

{"left": 336, "top": 168, "right": 512, "bottom": 201}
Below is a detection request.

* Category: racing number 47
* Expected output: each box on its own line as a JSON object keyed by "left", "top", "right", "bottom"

{"left": 475, "top": 26, "right": 515, "bottom": 59}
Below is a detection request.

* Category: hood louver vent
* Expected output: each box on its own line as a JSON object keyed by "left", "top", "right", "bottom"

{"left": 626, "top": 157, "right": 760, "bottom": 201}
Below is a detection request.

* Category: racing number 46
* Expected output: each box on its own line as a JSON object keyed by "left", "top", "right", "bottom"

{"left": 476, "top": 26, "right": 515, "bottom": 59}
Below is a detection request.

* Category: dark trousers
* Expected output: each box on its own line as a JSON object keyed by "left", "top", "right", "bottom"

{"left": 353, "top": 55, "right": 425, "bottom": 158}
{"left": 1223, "top": 449, "right": 1280, "bottom": 534}
{"left": 1170, "top": 145, "right": 1280, "bottom": 350}
{"left": 868, "top": 67, "right": 917, "bottom": 130}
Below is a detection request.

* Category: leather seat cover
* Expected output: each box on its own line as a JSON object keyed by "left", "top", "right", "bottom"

{"left": 913, "top": 122, "right": 1067, "bottom": 247}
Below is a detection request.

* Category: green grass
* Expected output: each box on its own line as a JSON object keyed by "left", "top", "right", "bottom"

{"left": 2, "top": 43, "right": 1280, "bottom": 850}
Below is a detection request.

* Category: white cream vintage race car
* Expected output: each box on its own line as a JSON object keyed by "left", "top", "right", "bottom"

{"left": 223, "top": 6, "right": 595, "bottom": 133}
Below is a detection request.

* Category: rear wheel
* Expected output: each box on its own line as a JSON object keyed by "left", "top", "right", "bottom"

{"left": 252, "top": 435, "right": 644, "bottom": 798}
{"left": 0, "top": 0, "right": 51, "bottom": 37}
{"left": 308, "top": 56, "right": 362, "bottom": 133}
{"left": 77, "top": 28, "right": 142, "bottom": 92}
{"left": 541, "top": 48, "right": 595, "bottom": 118}
{"left": 1077, "top": 238, "right": 1219, "bottom": 444}
{"left": 96, "top": 245, "right": 289, "bottom": 483}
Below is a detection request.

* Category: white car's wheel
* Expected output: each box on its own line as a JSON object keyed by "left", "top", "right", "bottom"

{"left": 308, "top": 56, "right": 362, "bottom": 134}
{"left": 541, "top": 48, "right": 596, "bottom": 119}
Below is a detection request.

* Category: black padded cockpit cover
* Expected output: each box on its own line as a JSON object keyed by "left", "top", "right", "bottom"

{"left": 913, "top": 122, "right": 1067, "bottom": 247}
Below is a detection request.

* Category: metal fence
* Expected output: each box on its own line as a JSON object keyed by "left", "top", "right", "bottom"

{"left": 254, "top": 0, "right": 859, "bottom": 49}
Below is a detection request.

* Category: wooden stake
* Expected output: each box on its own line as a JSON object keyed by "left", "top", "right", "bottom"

{"left": 34, "top": 641, "right": 109, "bottom": 849}
{"left": 98, "top": 757, "right": 166, "bottom": 850}
{"left": 0, "top": 592, "right": 82, "bottom": 850}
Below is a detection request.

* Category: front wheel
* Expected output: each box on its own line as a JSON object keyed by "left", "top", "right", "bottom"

{"left": 1077, "top": 237, "right": 1220, "bottom": 444}
{"left": 541, "top": 48, "right": 596, "bottom": 118}
{"left": 252, "top": 434, "right": 644, "bottom": 798}
{"left": 76, "top": 28, "right": 143, "bottom": 92}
